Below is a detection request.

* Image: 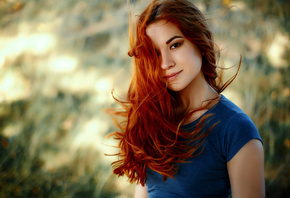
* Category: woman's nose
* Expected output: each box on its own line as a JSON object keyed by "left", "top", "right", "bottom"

{"left": 160, "top": 51, "right": 175, "bottom": 70}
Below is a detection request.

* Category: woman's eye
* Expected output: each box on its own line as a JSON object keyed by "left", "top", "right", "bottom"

{"left": 170, "top": 42, "right": 182, "bottom": 49}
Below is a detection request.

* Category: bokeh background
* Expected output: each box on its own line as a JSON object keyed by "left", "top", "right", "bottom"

{"left": 0, "top": 0, "right": 289, "bottom": 197}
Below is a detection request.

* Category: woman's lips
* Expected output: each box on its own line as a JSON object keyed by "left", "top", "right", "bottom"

{"left": 164, "top": 70, "right": 182, "bottom": 81}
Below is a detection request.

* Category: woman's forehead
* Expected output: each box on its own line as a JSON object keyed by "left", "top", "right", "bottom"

{"left": 146, "top": 20, "right": 183, "bottom": 46}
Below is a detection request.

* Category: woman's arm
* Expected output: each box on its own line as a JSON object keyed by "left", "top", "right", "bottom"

{"left": 134, "top": 183, "right": 148, "bottom": 198}
{"left": 227, "top": 139, "right": 265, "bottom": 198}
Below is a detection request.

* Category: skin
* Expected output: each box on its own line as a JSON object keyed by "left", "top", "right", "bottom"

{"left": 134, "top": 183, "right": 148, "bottom": 198}
{"left": 145, "top": 20, "right": 220, "bottom": 124}
{"left": 135, "top": 139, "right": 265, "bottom": 198}
{"left": 134, "top": 20, "right": 265, "bottom": 197}
{"left": 146, "top": 20, "right": 218, "bottom": 120}
{"left": 227, "top": 139, "right": 265, "bottom": 198}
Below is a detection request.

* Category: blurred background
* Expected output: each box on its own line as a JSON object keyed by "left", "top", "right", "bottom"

{"left": 0, "top": 0, "right": 289, "bottom": 197}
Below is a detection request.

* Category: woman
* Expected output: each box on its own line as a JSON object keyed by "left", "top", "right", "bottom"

{"left": 107, "top": 0, "right": 265, "bottom": 197}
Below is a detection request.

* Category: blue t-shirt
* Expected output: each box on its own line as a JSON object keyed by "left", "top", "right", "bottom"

{"left": 146, "top": 95, "right": 262, "bottom": 198}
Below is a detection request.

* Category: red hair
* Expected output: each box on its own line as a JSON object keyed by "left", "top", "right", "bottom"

{"left": 106, "top": 0, "right": 241, "bottom": 186}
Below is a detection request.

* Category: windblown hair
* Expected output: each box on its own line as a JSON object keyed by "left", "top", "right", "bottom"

{"left": 106, "top": 0, "right": 240, "bottom": 186}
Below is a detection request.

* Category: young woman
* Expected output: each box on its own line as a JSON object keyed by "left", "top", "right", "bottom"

{"left": 107, "top": 0, "right": 265, "bottom": 197}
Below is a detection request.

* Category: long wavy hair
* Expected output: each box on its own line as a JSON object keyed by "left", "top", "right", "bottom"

{"left": 106, "top": 0, "right": 241, "bottom": 186}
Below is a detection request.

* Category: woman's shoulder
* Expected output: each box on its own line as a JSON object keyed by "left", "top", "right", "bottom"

{"left": 212, "top": 95, "right": 262, "bottom": 162}
{"left": 214, "top": 95, "right": 255, "bottom": 126}
{"left": 217, "top": 95, "right": 246, "bottom": 115}
{"left": 181, "top": 94, "right": 252, "bottom": 129}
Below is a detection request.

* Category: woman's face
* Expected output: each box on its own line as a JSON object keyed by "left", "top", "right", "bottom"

{"left": 146, "top": 20, "right": 203, "bottom": 92}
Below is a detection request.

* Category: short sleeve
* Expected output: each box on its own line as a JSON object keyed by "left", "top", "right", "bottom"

{"left": 223, "top": 113, "right": 263, "bottom": 162}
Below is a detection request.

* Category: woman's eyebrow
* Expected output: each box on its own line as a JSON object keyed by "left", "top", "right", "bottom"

{"left": 166, "top": 35, "right": 183, "bottom": 45}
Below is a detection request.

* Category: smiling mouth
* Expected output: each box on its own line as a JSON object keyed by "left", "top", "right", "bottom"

{"left": 164, "top": 70, "right": 183, "bottom": 80}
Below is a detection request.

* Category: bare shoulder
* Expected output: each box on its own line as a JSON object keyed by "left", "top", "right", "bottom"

{"left": 134, "top": 183, "right": 148, "bottom": 198}
{"left": 227, "top": 139, "right": 265, "bottom": 198}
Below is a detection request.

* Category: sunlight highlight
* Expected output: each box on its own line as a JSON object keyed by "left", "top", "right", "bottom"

{"left": 73, "top": 118, "right": 109, "bottom": 150}
{"left": 3, "top": 123, "right": 22, "bottom": 137}
{"left": 0, "top": 70, "right": 30, "bottom": 102}
{"left": 95, "top": 77, "right": 114, "bottom": 104}
{"left": 267, "top": 32, "right": 289, "bottom": 68}
{"left": 27, "top": 33, "right": 56, "bottom": 55}
{"left": 48, "top": 56, "right": 78, "bottom": 73}
{"left": 0, "top": 33, "right": 56, "bottom": 68}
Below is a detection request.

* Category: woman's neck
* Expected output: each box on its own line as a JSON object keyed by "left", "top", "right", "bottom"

{"left": 176, "top": 72, "right": 219, "bottom": 117}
